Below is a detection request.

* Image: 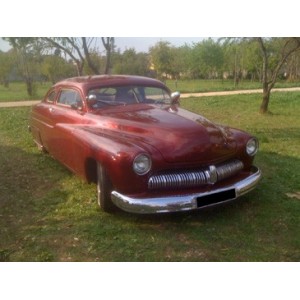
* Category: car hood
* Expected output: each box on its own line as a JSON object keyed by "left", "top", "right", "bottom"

{"left": 90, "top": 104, "right": 237, "bottom": 163}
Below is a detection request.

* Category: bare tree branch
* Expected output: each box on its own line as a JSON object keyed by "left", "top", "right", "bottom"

{"left": 82, "top": 37, "right": 100, "bottom": 74}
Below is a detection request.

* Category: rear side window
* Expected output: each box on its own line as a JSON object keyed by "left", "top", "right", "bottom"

{"left": 57, "top": 89, "right": 83, "bottom": 107}
{"left": 45, "top": 90, "right": 56, "bottom": 103}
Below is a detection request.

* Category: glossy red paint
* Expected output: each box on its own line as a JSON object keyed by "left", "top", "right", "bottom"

{"left": 29, "top": 75, "right": 260, "bottom": 213}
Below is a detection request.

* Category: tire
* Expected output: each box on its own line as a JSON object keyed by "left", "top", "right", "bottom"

{"left": 96, "top": 162, "right": 116, "bottom": 213}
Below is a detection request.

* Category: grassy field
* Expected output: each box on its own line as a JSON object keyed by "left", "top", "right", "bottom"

{"left": 0, "top": 82, "right": 51, "bottom": 102}
{"left": 0, "top": 92, "right": 299, "bottom": 261}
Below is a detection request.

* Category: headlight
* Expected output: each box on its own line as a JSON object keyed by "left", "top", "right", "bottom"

{"left": 133, "top": 154, "right": 152, "bottom": 175}
{"left": 246, "top": 138, "right": 259, "bottom": 156}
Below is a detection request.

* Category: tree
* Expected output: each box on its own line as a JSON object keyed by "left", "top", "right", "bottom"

{"left": 241, "top": 40, "right": 262, "bottom": 81}
{"left": 149, "top": 41, "right": 174, "bottom": 79}
{"left": 285, "top": 51, "right": 300, "bottom": 81}
{"left": 82, "top": 51, "right": 104, "bottom": 76}
{"left": 40, "top": 55, "right": 75, "bottom": 83}
{"left": 43, "top": 37, "right": 86, "bottom": 76}
{"left": 169, "top": 45, "right": 191, "bottom": 79}
{"left": 0, "top": 50, "right": 14, "bottom": 87}
{"left": 257, "top": 37, "right": 300, "bottom": 113}
{"left": 189, "top": 39, "right": 224, "bottom": 79}
{"left": 112, "top": 48, "right": 149, "bottom": 76}
{"left": 82, "top": 37, "right": 101, "bottom": 75}
{"left": 196, "top": 38, "right": 224, "bottom": 79}
{"left": 101, "top": 37, "right": 115, "bottom": 74}
{"left": 4, "top": 37, "right": 41, "bottom": 96}
{"left": 42, "top": 37, "right": 115, "bottom": 75}
{"left": 223, "top": 40, "right": 243, "bottom": 84}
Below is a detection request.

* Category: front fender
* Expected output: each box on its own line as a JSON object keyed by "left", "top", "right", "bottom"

{"left": 69, "top": 125, "right": 160, "bottom": 194}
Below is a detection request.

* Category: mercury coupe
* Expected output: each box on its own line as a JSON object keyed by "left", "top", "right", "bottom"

{"left": 29, "top": 75, "right": 261, "bottom": 213}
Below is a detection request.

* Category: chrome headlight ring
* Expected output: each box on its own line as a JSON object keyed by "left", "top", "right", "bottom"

{"left": 246, "top": 138, "right": 259, "bottom": 156}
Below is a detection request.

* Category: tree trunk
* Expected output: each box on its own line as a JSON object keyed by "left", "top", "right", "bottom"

{"left": 26, "top": 79, "right": 33, "bottom": 96}
{"left": 102, "top": 38, "right": 114, "bottom": 75}
{"left": 260, "top": 91, "right": 270, "bottom": 114}
{"left": 257, "top": 38, "right": 270, "bottom": 114}
{"left": 104, "top": 50, "right": 111, "bottom": 74}
{"left": 82, "top": 37, "right": 100, "bottom": 75}
{"left": 74, "top": 60, "right": 84, "bottom": 76}
{"left": 257, "top": 38, "right": 300, "bottom": 114}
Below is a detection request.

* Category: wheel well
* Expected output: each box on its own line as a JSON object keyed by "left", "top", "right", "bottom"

{"left": 85, "top": 158, "right": 97, "bottom": 184}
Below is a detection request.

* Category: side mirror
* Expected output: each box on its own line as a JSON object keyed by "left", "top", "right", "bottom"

{"left": 171, "top": 91, "right": 180, "bottom": 105}
{"left": 87, "top": 94, "right": 97, "bottom": 101}
{"left": 86, "top": 94, "right": 97, "bottom": 109}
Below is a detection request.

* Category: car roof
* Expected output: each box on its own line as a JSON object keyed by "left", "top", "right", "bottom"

{"left": 54, "top": 75, "right": 169, "bottom": 92}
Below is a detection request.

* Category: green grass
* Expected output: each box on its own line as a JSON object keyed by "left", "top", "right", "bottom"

{"left": 0, "top": 82, "right": 51, "bottom": 102}
{"left": 0, "top": 92, "right": 299, "bottom": 261}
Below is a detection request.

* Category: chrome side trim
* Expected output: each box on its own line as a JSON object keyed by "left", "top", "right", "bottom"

{"left": 111, "top": 166, "right": 262, "bottom": 214}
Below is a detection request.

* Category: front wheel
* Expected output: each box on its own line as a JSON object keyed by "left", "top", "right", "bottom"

{"left": 96, "top": 162, "right": 117, "bottom": 213}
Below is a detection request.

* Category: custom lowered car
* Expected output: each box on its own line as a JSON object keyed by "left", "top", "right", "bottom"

{"left": 29, "top": 75, "right": 261, "bottom": 213}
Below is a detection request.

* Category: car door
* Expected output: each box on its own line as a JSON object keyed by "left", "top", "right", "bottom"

{"left": 30, "top": 87, "right": 58, "bottom": 152}
{"left": 47, "top": 88, "right": 86, "bottom": 172}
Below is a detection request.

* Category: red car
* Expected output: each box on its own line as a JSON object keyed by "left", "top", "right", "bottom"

{"left": 29, "top": 75, "right": 261, "bottom": 214}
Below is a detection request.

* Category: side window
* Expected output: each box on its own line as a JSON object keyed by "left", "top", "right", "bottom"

{"left": 57, "top": 89, "right": 83, "bottom": 108}
{"left": 45, "top": 90, "right": 56, "bottom": 103}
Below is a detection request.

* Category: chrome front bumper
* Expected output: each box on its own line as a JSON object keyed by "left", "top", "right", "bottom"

{"left": 111, "top": 166, "right": 262, "bottom": 214}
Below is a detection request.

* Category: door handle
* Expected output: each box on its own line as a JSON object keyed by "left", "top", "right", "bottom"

{"left": 49, "top": 107, "right": 54, "bottom": 113}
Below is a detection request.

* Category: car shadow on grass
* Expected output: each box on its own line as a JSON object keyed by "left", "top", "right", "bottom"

{"left": 0, "top": 143, "right": 71, "bottom": 261}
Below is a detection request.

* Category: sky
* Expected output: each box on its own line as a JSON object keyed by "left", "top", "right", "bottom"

{"left": 0, "top": 37, "right": 206, "bottom": 53}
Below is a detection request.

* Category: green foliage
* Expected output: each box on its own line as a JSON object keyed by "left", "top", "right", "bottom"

{"left": 112, "top": 48, "right": 150, "bottom": 76}
{"left": 0, "top": 50, "right": 14, "bottom": 86}
{"left": 2, "top": 37, "right": 300, "bottom": 86}
{"left": 190, "top": 38, "right": 224, "bottom": 78}
{"left": 169, "top": 45, "right": 191, "bottom": 79}
{"left": 149, "top": 41, "right": 174, "bottom": 78}
{"left": 149, "top": 41, "right": 193, "bottom": 79}
{"left": 82, "top": 51, "right": 103, "bottom": 75}
{"left": 40, "top": 55, "right": 76, "bottom": 83}
{"left": 223, "top": 39, "right": 262, "bottom": 81}
{"left": 0, "top": 91, "right": 299, "bottom": 261}
{"left": 4, "top": 38, "right": 43, "bottom": 97}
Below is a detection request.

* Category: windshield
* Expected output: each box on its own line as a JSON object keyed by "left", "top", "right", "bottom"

{"left": 87, "top": 86, "right": 171, "bottom": 109}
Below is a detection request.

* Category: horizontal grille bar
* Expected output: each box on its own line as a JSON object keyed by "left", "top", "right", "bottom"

{"left": 148, "top": 159, "right": 244, "bottom": 190}
{"left": 217, "top": 159, "right": 244, "bottom": 181}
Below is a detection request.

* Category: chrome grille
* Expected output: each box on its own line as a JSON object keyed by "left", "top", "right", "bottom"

{"left": 148, "top": 159, "right": 244, "bottom": 190}
{"left": 216, "top": 159, "right": 244, "bottom": 181}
